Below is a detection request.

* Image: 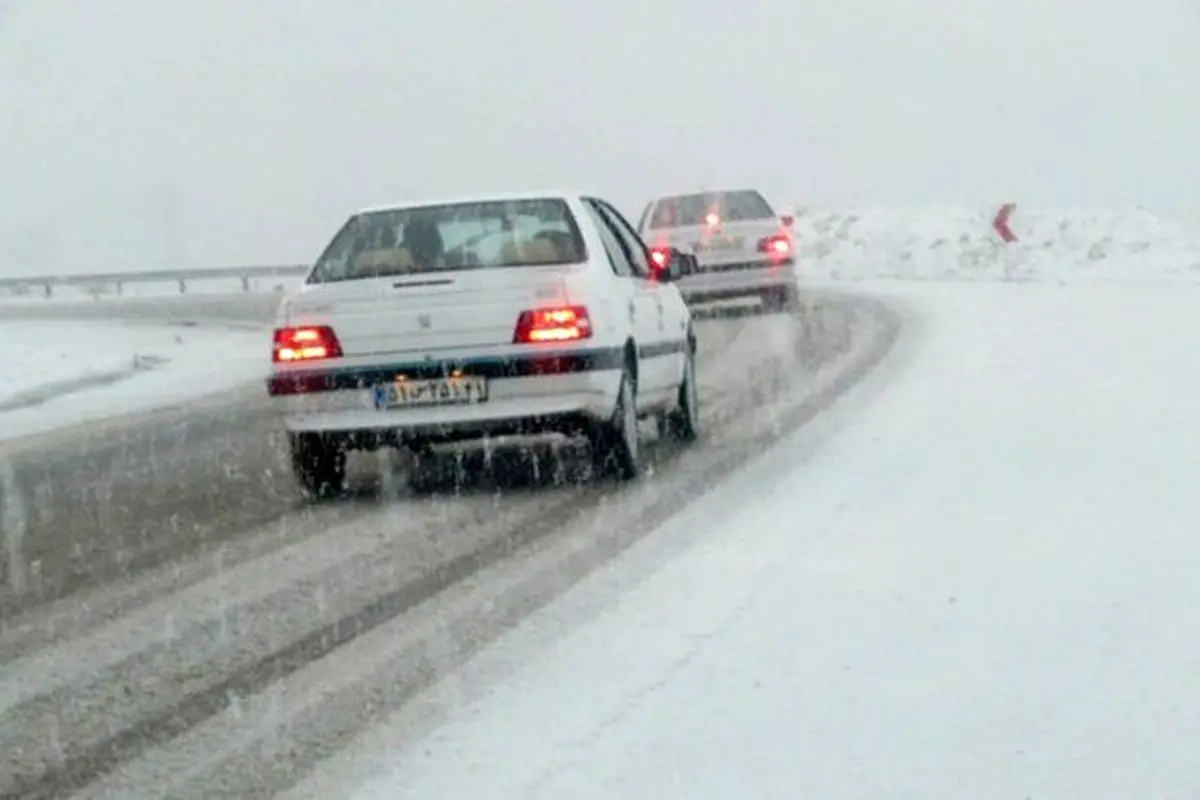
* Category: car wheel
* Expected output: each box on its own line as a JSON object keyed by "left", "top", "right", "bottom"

{"left": 664, "top": 343, "right": 699, "bottom": 442}
{"left": 762, "top": 285, "right": 797, "bottom": 314}
{"left": 404, "top": 447, "right": 435, "bottom": 495}
{"left": 589, "top": 363, "right": 642, "bottom": 481}
{"left": 290, "top": 432, "right": 348, "bottom": 499}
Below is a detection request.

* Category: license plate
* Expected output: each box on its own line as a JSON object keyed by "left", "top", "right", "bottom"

{"left": 373, "top": 375, "right": 489, "bottom": 409}
{"left": 693, "top": 236, "right": 743, "bottom": 252}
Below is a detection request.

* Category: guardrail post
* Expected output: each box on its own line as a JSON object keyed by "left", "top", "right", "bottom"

{"left": 241, "top": 275, "right": 250, "bottom": 292}
{"left": 178, "top": 278, "right": 187, "bottom": 294}
{"left": 43, "top": 283, "right": 51, "bottom": 298}
{"left": 1, "top": 459, "right": 28, "bottom": 598}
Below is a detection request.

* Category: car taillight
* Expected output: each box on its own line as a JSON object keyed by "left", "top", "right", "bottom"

{"left": 757, "top": 234, "right": 792, "bottom": 257}
{"left": 513, "top": 306, "right": 592, "bottom": 343}
{"left": 650, "top": 248, "right": 669, "bottom": 270}
{"left": 273, "top": 325, "right": 343, "bottom": 362}
{"left": 704, "top": 211, "right": 721, "bottom": 227}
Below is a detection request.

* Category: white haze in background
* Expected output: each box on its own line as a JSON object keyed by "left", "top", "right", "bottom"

{"left": 2, "top": 0, "right": 1199, "bottom": 277}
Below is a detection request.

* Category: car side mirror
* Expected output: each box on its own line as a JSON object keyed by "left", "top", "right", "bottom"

{"left": 656, "top": 247, "right": 696, "bottom": 282}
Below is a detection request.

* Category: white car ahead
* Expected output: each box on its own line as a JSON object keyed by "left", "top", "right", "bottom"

{"left": 636, "top": 188, "right": 798, "bottom": 312}
{"left": 267, "top": 191, "right": 701, "bottom": 498}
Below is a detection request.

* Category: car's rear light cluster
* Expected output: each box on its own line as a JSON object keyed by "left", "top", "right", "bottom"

{"left": 757, "top": 233, "right": 793, "bottom": 258}
{"left": 513, "top": 306, "right": 592, "bottom": 343}
{"left": 649, "top": 248, "right": 670, "bottom": 270}
{"left": 267, "top": 372, "right": 333, "bottom": 397}
{"left": 273, "top": 325, "right": 343, "bottom": 363}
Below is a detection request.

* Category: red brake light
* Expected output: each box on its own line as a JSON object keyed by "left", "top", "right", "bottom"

{"left": 273, "top": 325, "right": 343, "bottom": 362}
{"left": 704, "top": 211, "right": 721, "bottom": 227}
{"left": 513, "top": 306, "right": 592, "bottom": 343}
{"left": 650, "top": 248, "right": 669, "bottom": 269}
{"left": 757, "top": 234, "right": 792, "bottom": 257}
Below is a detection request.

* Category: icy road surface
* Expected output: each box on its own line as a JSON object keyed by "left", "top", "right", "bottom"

{"left": 293, "top": 281, "right": 1200, "bottom": 800}
{"left": 0, "top": 319, "right": 269, "bottom": 443}
{"left": 0, "top": 293, "right": 896, "bottom": 796}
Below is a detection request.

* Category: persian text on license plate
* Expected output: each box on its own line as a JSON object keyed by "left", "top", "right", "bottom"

{"left": 373, "top": 376, "right": 489, "bottom": 409}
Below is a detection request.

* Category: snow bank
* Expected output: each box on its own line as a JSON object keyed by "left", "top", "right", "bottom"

{"left": 793, "top": 206, "right": 1200, "bottom": 283}
{"left": 0, "top": 320, "right": 270, "bottom": 442}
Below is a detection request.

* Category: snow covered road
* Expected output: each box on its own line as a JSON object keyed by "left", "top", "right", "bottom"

{"left": 291, "top": 280, "right": 1200, "bottom": 800}
{"left": 0, "top": 292, "right": 895, "bottom": 796}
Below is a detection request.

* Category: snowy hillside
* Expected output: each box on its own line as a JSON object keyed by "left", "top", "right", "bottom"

{"left": 795, "top": 206, "right": 1200, "bottom": 283}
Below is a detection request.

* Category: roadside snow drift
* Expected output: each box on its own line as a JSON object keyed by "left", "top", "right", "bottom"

{"left": 0, "top": 320, "right": 269, "bottom": 442}
{"left": 795, "top": 206, "right": 1200, "bottom": 283}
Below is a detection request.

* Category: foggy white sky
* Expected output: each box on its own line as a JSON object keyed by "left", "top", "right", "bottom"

{"left": 2, "top": 0, "right": 1199, "bottom": 277}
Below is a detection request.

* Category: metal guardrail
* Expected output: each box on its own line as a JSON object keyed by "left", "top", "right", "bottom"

{"left": 0, "top": 264, "right": 310, "bottom": 298}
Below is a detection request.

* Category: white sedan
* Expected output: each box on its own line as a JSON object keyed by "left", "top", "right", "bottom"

{"left": 267, "top": 190, "right": 702, "bottom": 498}
{"left": 636, "top": 188, "right": 798, "bottom": 311}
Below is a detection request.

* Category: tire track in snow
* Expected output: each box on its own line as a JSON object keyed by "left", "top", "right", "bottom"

{"left": 0, "top": 293, "right": 899, "bottom": 797}
{"left": 0, "top": 302, "right": 770, "bottom": 793}
{"left": 0, "top": 300, "right": 751, "bottom": 647}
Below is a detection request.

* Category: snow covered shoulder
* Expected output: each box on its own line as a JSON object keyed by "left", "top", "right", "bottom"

{"left": 0, "top": 320, "right": 269, "bottom": 443}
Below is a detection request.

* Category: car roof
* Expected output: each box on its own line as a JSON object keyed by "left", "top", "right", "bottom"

{"left": 354, "top": 189, "right": 599, "bottom": 216}
{"left": 647, "top": 188, "right": 766, "bottom": 203}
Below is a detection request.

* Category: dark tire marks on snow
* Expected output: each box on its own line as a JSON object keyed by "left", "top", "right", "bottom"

{"left": 0, "top": 292, "right": 901, "bottom": 798}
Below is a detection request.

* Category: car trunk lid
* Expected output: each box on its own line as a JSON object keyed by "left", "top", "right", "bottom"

{"left": 286, "top": 266, "right": 578, "bottom": 358}
{"left": 646, "top": 219, "right": 783, "bottom": 268}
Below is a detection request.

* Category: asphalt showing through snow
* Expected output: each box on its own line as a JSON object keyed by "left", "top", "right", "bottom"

{"left": 0, "top": 291, "right": 901, "bottom": 797}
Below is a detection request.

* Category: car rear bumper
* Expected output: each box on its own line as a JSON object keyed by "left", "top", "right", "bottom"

{"left": 678, "top": 259, "right": 796, "bottom": 302}
{"left": 271, "top": 369, "right": 621, "bottom": 445}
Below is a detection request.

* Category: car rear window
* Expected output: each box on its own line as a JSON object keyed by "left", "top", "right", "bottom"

{"left": 307, "top": 197, "right": 587, "bottom": 284}
{"left": 646, "top": 190, "right": 775, "bottom": 230}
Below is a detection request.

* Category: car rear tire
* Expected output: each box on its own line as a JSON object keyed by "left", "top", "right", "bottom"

{"left": 589, "top": 364, "right": 642, "bottom": 481}
{"left": 762, "top": 284, "right": 798, "bottom": 314}
{"left": 663, "top": 343, "right": 699, "bottom": 442}
{"left": 290, "top": 432, "right": 348, "bottom": 499}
